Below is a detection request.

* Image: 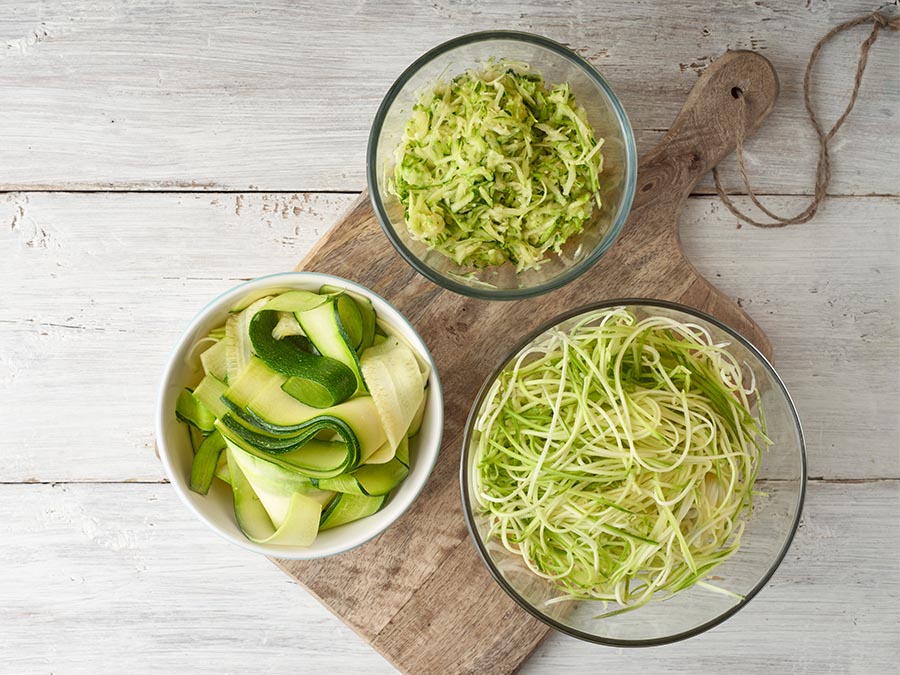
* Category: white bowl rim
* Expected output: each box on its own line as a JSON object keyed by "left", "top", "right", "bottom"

{"left": 155, "top": 271, "right": 444, "bottom": 560}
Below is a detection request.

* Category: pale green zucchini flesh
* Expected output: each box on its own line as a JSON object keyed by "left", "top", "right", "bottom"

{"left": 200, "top": 339, "right": 229, "bottom": 382}
{"left": 216, "top": 417, "right": 359, "bottom": 479}
{"left": 175, "top": 388, "right": 216, "bottom": 432}
{"left": 226, "top": 445, "right": 323, "bottom": 547}
{"left": 192, "top": 374, "right": 229, "bottom": 419}
{"left": 316, "top": 457, "right": 409, "bottom": 497}
{"left": 190, "top": 430, "right": 227, "bottom": 495}
{"left": 319, "top": 285, "right": 377, "bottom": 351}
{"left": 223, "top": 356, "right": 286, "bottom": 410}
{"left": 262, "top": 290, "right": 329, "bottom": 313}
{"left": 360, "top": 336, "right": 426, "bottom": 456}
{"left": 320, "top": 492, "right": 386, "bottom": 531}
{"left": 335, "top": 294, "right": 364, "bottom": 350}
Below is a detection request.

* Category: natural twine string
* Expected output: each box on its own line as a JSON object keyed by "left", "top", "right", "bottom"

{"left": 713, "top": 8, "right": 900, "bottom": 228}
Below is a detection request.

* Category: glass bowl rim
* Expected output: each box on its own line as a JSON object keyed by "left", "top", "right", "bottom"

{"left": 366, "top": 30, "right": 639, "bottom": 300}
{"left": 459, "top": 298, "right": 807, "bottom": 646}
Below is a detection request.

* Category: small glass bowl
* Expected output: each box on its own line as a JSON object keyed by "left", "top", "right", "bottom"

{"left": 461, "top": 300, "right": 806, "bottom": 645}
{"left": 368, "top": 31, "right": 637, "bottom": 300}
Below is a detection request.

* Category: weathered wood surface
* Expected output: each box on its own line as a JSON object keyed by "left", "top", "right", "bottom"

{"left": 0, "top": 481, "right": 895, "bottom": 674}
{"left": 1, "top": 0, "right": 898, "bottom": 672}
{"left": 0, "top": 0, "right": 897, "bottom": 195}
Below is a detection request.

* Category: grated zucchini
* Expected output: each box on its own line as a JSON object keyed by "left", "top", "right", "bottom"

{"left": 388, "top": 59, "right": 605, "bottom": 272}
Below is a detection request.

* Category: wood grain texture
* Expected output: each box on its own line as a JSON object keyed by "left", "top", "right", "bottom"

{"left": 275, "top": 52, "right": 784, "bottom": 675}
{"left": 0, "top": 0, "right": 897, "bottom": 195}
{"left": 1, "top": 481, "right": 895, "bottom": 674}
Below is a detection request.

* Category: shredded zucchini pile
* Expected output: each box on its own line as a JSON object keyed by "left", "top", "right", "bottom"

{"left": 388, "top": 60, "right": 605, "bottom": 272}
{"left": 472, "top": 308, "right": 769, "bottom": 615}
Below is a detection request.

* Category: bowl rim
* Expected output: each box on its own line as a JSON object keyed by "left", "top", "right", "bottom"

{"left": 366, "top": 30, "right": 638, "bottom": 300}
{"left": 459, "top": 298, "right": 807, "bottom": 646}
{"left": 155, "top": 271, "right": 444, "bottom": 560}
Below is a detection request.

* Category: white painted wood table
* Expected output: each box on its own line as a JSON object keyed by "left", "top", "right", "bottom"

{"left": 2, "top": 1, "right": 898, "bottom": 673}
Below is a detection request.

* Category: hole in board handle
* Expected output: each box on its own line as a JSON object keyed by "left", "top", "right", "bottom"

{"left": 730, "top": 86, "right": 744, "bottom": 99}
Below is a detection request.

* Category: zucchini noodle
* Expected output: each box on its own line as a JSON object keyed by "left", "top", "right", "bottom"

{"left": 472, "top": 307, "right": 769, "bottom": 615}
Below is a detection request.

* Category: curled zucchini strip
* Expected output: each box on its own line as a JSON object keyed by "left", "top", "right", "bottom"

{"left": 360, "top": 336, "right": 426, "bottom": 463}
{"left": 217, "top": 392, "right": 386, "bottom": 479}
{"left": 249, "top": 306, "right": 357, "bottom": 409}
{"left": 226, "top": 445, "right": 325, "bottom": 547}
{"left": 316, "top": 457, "right": 409, "bottom": 497}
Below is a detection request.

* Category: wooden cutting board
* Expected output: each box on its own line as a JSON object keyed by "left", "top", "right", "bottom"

{"left": 276, "top": 50, "right": 779, "bottom": 675}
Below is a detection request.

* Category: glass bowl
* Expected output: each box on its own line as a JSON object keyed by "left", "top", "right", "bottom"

{"left": 460, "top": 300, "right": 806, "bottom": 645}
{"left": 368, "top": 31, "right": 637, "bottom": 300}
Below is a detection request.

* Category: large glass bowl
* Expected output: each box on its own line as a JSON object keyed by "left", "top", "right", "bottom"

{"left": 368, "top": 31, "right": 637, "bottom": 300}
{"left": 460, "top": 300, "right": 806, "bottom": 645}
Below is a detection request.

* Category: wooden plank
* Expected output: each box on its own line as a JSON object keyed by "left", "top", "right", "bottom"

{"left": 0, "top": 0, "right": 896, "bottom": 194}
{"left": 0, "top": 481, "right": 895, "bottom": 674}
{"left": 0, "top": 192, "right": 896, "bottom": 483}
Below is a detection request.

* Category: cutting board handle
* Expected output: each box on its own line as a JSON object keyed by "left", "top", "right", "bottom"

{"left": 633, "top": 50, "right": 780, "bottom": 209}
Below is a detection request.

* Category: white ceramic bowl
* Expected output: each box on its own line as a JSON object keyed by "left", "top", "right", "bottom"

{"left": 156, "top": 272, "right": 444, "bottom": 559}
